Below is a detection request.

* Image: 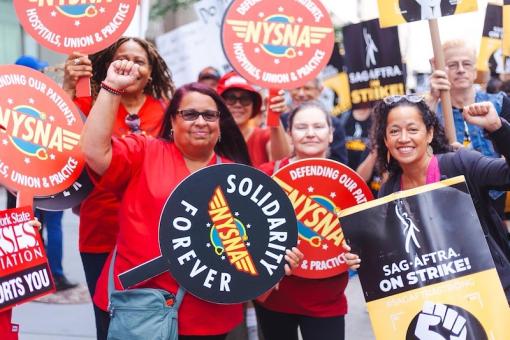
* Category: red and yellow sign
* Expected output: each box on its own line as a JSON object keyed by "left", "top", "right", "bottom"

{"left": 14, "top": 0, "right": 138, "bottom": 54}
{"left": 221, "top": 0, "right": 335, "bottom": 89}
{"left": 0, "top": 65, "right": 84, "bottom": 198}
{"left": 0, "top": 206, "right": 54, "bottom": 312}
{"left": 273, "top": 158, "right": 373, "bottom": 278}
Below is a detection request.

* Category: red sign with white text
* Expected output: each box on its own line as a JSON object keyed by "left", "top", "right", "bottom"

{"left": 221, "top": 0, "right": 335, "bottom": 89}
{"left": 273, "top": 159, "right": 373, "bottom": 278}
{"left": 14, "top": 0, "right": 138, "bottom": 54}
{"left": 0, "top": 207, "right": 54, "bottom": 312}
{"left": 0, "top": 65, "right": 84, "bottom": 198}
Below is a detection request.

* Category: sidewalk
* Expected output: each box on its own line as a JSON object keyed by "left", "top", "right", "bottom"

{"left": 1, "top": 187, "right": 374, "bottom": 340}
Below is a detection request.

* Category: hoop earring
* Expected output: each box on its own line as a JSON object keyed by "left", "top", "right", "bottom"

{"left": 387, "top": 150, "right": 391, "bottom": 165}
{"left": 217, "top": 133, "right": 222, "bottom": 144}
{"left": 169, "top": 129, "right": 174, "bottom": 139}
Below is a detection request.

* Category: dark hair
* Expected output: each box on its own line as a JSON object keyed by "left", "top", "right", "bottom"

{"left": 89, "top": 37, "right": 175, "bottom": 101}
{"left": 287, "top": 101, "right": 332, "bottom": 131}
{"left": 371, "top": 98, "right": 451, "bottom": 176}
{"left": 159, "top": 83, "right": 251, "bottom": 165}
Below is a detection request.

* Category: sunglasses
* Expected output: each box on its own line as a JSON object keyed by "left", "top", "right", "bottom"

{"left": 223, "top": 93, "right": 253, "bottom": 106}
{"left": 382, "top": 95, "right": 424, "bottom": 105}
{"left": 177, "top": 109, "right": 220, "bottom": 122}
{"left": 125, "top": 113, "right": 141, "bottom": 133}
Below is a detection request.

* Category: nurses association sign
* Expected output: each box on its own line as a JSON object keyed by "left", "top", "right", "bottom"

{"left": 221, "top": 0, "right": 335, "bottom": 89}
{"left": 14, "top": 0, "right": 138, "bottom": 54}
{"left": 0, "top": 207, "right": 54, "bottom": 312}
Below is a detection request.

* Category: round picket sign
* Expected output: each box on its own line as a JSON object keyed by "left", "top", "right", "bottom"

{"left": 272, "top": 158, "right": 373, "bottom": 278}
{"left": 160, "top": 164, "right": 297, "bottom": 303}
{"left": 0, "top": 65, "right": 85, "bottom": 198}
{"left": 14, "top": 0, "right": 138, "bottom": 54}
{"left": 221, "top": 0, "right": 335, "bottom": 89}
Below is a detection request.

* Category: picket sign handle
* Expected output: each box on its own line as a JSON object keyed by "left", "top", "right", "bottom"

{"left": 428, "top": 19, "right": 457, "bottom": 144}
{"left": 266, "top": 88, "right": 281, "bottom": 128}
{"left": 76, "top": 77, "right": 91, "bottom": 98}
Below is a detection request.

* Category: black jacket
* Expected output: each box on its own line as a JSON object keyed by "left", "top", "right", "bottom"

{"left": 380, "top": 119, "right": 510, "bottom": 301}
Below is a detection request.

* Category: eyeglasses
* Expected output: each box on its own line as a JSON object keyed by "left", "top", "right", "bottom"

{"left": 125, "top": 113, "right": 141, "bottom": 133}
{"left": 445, "top": 60, "right": 475, "bottom": 71}
{"left": 383, "top": 95, "right": 425, "bottom": 105}
{"left": 177, "top": 109, "right": 220, "bottom": 122}
{"left": 223, "top": 93, "right": 253, "bottom": 106}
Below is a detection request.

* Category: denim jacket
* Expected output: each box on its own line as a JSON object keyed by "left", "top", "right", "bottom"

{"left": 436, "top": 91, "right": 506, "bottom": 199}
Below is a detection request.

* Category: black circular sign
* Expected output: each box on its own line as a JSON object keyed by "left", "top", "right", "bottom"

{"left": 160, "top": 164, "right": 297, "bottom": 304}
{"left": 33, "top": 169, "right": 93, "bottom": 211}
{"left": 406, "top": 303, "right": 487, "bottom": 340}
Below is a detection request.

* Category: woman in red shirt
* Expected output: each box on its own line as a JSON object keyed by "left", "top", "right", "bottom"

{"left": 81, "top": 60, "right": 302, "bottom": 339}
{"left": 62, "top": 37, "right": 174, "bottom": 339}
{"left": 257, "top": 101, "right": 348, "bottom": 340}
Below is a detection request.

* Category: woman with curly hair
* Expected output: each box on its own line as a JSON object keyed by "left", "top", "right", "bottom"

{"left": 62, "top": 37, "right": 175, "bottom": 339}
{"left": 346, "top": 95, "right": 510, "bottom": 303}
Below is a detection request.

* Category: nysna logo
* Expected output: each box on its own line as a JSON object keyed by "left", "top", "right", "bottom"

{"left": 208, "top": 187, "right": 258, "bottom": 276}
{"left": 29, "top": 0, "right": 110, "bottom": 18}
{"left": 395, "top": 200, "right": 421, "bottom": 254}
{"left": 0, "top": 105, "right": 80, "bottom": 160}
{"left": 363, "top": 27, "right": 379, "bottom": 68}
{"left": 273, "top": 177, "right": 344, "bottom": 248}
{"left": 226, "top": 16, "right": 332, "bottom": 59}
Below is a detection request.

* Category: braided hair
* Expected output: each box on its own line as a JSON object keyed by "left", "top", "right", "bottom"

{"left": 89, "top": 37, "right": 175, "bottom": 101}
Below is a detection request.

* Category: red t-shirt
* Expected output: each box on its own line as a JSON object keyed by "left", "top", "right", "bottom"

{"left": 74, "top": 96, "right": 166, "bottom": 253}
{"left": 92, "top": 135, "right": 243, "bottom": 335}
{"left": 258, "top": 158, "right": 349, "bottom": 317}
{"left": 247, "top": 127, "right": 270, "bottom": 167}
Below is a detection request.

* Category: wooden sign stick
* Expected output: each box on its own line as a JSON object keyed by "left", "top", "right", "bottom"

{"left": 428, "top": 19, "right": 457, "bottom": 144}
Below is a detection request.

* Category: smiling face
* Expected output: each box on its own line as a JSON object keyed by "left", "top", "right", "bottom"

{"left": 289, "top": 106, "right": 333, "bottom": 159}
{"left": 384, "top": 105, "right": 433, "bottom": 169}
{"left": 222, "top": 89, "right": 254, "bottom": 128}
{"left": 112, "top": 39, "right": 152, "bottom": 94}
{"left": 171, "top": 91, "right": 220, "bottom": 156}
{"left": 444, "top": 45, "right": 476, "bottom": 91}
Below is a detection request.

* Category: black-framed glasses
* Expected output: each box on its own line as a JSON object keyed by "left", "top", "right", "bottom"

{"left": 125, "top": 113, "right": 141, "bottom": 133}
{"left": 223, "top": 93, "right": 253, "bottom": 106}
{"left": 383, "top": 95, "right": 425, "bottom": 105}
{"left": 177, "top": 109, "right": 220, "bottom": 122}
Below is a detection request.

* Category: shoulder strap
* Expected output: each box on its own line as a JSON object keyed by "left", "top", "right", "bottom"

{"left": 107, "top": 247, "right": 186, "bottom": 307}
{"left": 216, "top": 154, "right": 222, "bottom": 164}
{"left": 273, "top": 160, "right": 282, "bottom": 174}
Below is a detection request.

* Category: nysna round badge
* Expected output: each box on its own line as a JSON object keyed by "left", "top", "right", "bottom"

{"left": 0, "top": 65, "right": 85, "bottom": 198}
{"left": 160, "top": 164, "right": 297, "bottom": 304}
{"left": 14, "top": 0, "right": 138, "bottom": 54}
{"left": 273, "top": 159, "right": 373, "bottom": 279}
{"left": 221, "top": 0, "right": 335, "bottom": 89}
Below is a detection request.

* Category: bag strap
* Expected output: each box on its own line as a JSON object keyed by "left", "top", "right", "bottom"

{"left": 107, "top": 247, "right": 186, "bottom": 308}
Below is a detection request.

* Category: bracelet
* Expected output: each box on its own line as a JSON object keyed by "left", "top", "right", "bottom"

{"left": 100, "top": 81, "right": 125, "bottom": 96}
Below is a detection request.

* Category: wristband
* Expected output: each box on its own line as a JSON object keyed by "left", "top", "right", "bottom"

{"left": 101, "top": 81, "right": 125, "bottom": 96}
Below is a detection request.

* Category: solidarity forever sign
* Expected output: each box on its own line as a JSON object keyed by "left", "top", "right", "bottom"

{"left": 0, "top": 65, "right": 85, "bottom": 205}
{"left": 0, "top": 207, "right": 54, "bottom": 312}
{"left": 339, "top": 177, "right": 510, "bottom": 339}
{"left": 476, "top": 4, "right": 507, "bottom": 74}
{"left": 221, "top": 0, "right": 335, "bottom": 89}
{"left": 378, "top": 0, "right": 478, "bottom": 28}
{"left": 343, "top": 19, "right": 405, "bottom": 109}
{"left": 14, "top": 0, "right": 138, "bottom": 54}
{"left": 272, "top": 159, "right": 372, "bottom": 278}
{"left": 118, "top": 164, "right": 297, "bottom": 304}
